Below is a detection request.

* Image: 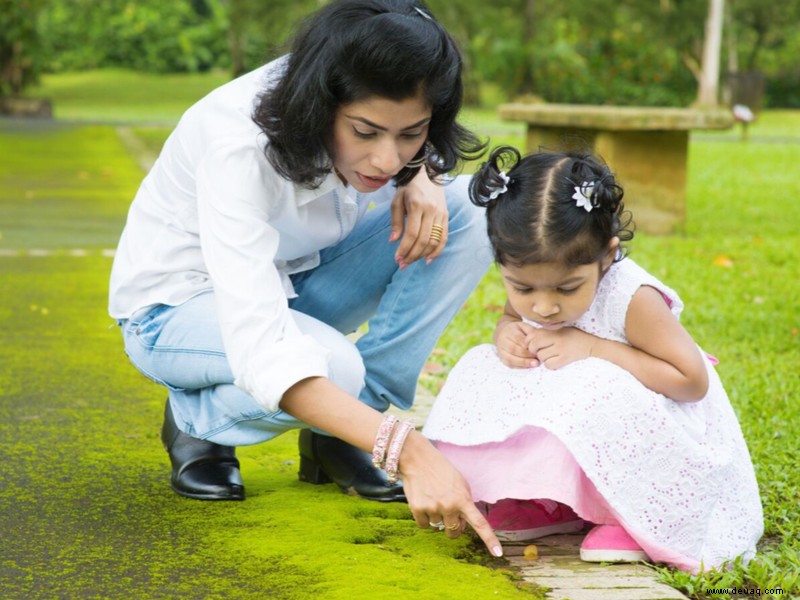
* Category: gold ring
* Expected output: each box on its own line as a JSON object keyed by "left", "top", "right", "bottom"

{"left": 445, "top": 522, "right": 460, "bottom": 531}
{"left": 431, "top": 224, "right": 444, "bottom": 236}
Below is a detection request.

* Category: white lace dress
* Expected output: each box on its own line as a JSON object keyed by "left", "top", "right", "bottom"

{"left": 423, "top": 258, "right": 763, "bottom": 572}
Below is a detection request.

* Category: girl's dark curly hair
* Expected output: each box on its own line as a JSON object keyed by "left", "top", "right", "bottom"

{"left": 253, "top": 0, "right": 485, "bottom": 189}
{"left": 470, "top": 146, "right": 635, "bottom": 267}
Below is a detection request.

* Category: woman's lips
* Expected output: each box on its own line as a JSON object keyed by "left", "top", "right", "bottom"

{"left": 357, "top": 172, "right": 392, "bottom": 189}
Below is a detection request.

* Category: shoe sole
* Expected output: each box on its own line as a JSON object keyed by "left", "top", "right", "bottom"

{"left": 495, "top": 519, "right": 585, "bottom": 542}
{"left": 341, "top": 485, "right": 407, "bottom": 503}
{"left": 579, "top": 548, "right": 649, "bottom": 563}
{"left": 171, "top": 484, "right": 245, "bottom": 501}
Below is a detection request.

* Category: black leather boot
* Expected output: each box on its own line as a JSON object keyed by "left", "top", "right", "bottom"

{"left": 161, "top": 400, "right": 244, "bottom": 501}
{"left": 298, "top": 429, "right": 406, "bottom": 502}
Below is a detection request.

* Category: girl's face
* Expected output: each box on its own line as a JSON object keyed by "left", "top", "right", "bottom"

{"left": 500, "top": 240, "right": 618, "bottom": 330}
{"left": 331, "top": 92, "right": 431, "bottom": 193}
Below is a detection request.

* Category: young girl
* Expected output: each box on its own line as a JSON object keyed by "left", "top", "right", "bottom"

{"left": 423, "top": 146, "right": 763, "bottom": 572}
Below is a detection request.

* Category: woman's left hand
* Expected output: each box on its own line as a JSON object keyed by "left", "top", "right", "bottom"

{"left": 390, "top": 168, "right": 448, "bottom": 268}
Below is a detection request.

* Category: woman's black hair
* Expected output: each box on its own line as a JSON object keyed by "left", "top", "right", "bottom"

{"left": 254, "top": 0, "right": 484, "bottom": 188}
{"left": 470, "top": 145, "right": 635, "bottom": 267}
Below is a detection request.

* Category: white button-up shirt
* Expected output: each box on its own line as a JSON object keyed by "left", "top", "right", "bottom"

{"left": 109, "top": 57, "right": 383, "bottom": 412}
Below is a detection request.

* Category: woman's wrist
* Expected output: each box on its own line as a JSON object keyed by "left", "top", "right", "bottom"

{"left": 396, "top": 429, "right": 432, "bottom": 477}
{"left": 384, "top": 418, "right": 415, "bottom": 482}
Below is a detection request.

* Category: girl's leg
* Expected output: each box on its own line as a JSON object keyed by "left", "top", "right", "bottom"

{"left": 289, "top": 175, "right": 493, "bottom": 412}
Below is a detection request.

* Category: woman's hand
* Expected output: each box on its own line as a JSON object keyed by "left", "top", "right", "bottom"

{"left": 280, "top": 377, "right": 502, "bottom": 557}
{"left": 390, "top": 168, "right": 447, "bottom": 268}
{"left": 399, "top": 430, "right": 503, "bottom": 557}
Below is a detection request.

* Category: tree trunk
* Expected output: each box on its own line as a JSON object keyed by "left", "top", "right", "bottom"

{"left": 696, "top": 0, "right": 724, "bottom": 107}
{"left": 520, "top": 0, "right": 536, "bottom": 95}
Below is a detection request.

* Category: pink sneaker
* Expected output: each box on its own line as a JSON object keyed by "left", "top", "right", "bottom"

{"left": 579, "top": 525, "right": 649, "bottom": 563}
{"left": 482, "top": 499, "right": 584, "bottom": 542}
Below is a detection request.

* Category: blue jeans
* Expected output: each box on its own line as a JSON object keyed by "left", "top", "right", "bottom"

{"left": 119, "top": 175, "right": 492, "bottom": 446}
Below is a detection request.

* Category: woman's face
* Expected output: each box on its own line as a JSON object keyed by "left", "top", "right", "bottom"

{"left": 331, "top": 92, "right": 431, "bottom": 193}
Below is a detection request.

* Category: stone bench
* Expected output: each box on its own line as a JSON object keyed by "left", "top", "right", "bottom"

{"left": 498, "top": 103, "right": 734, "bottom": 234}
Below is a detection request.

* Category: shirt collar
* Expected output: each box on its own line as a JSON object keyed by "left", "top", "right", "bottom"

{"left": 293, "top": 170, "right": 347, "bottom": 206}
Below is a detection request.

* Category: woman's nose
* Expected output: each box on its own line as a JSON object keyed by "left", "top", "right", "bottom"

{"left": 370, "top": 139, "right": 402, "bottom": 174}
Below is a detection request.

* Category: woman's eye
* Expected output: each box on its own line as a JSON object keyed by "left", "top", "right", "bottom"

{"left": 513, "top": 287, "right": 533, "bottom": 295}
{"left": 402, "top": 131, "right": 425, "bottom": 140}
{"left": 353, "top": 128, "right": 375, "bottom": 139}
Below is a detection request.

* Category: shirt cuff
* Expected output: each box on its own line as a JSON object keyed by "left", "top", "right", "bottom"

{"left": 234, "top": 334, "right": 331, "bottom": 413}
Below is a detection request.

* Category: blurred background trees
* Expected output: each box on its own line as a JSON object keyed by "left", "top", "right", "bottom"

{"left": 3, "top": 0, "right": 800, "bottom": 108}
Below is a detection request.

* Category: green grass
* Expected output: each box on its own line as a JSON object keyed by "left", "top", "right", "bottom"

{"left": 4, "top": 69, "right": 800, "bottom": 599}
{"left": 26, "top": 69, "right": 231, "bottom": 123}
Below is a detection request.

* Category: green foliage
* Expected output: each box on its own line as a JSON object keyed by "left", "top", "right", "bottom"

{"left": 0, "top": 0, "right": 46, "bottom": 96}
{"left": 20, "top": 0, "right": 800, "bottom": 108}
{"left": 38, "top": 0, "right": 230, "bottom": 73}
{"left": 225, "top": 0, "right": 321, "bottom": 76}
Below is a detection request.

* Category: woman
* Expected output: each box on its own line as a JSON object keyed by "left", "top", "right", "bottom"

{"left": 109, "top": 0, "right": 501, "bottom": 557}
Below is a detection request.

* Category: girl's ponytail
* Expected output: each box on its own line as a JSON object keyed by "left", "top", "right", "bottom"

{"left": 469, "top": 145, "right": 520, "bottom": 208}
{"left": 590, "top": 165, "right": 624, "bottom": 215}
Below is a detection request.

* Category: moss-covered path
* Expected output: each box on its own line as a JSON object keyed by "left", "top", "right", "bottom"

{"left": 0, "top": 120, "right": 538, "bottom": 599}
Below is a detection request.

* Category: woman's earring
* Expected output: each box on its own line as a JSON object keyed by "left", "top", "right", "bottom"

{"left": 405, "top": 143, "right": 430, "bottom": 168}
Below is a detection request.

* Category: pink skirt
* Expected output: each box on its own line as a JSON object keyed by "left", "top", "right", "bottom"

{"left": 436, "top": 426, "right": 711, "bottom": 572}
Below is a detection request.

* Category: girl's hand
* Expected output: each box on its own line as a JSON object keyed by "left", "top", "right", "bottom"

{"left": 390, "top": 168, "right": 447, "bottom": 268}
{"left": 495, "top": 319, "right": 540, "bottom": 368}
{"left": 527, "top": 327, "right": 597, "bottom": 370}
{"left": 400, "top": 431, "right": 503, "bottom": 558}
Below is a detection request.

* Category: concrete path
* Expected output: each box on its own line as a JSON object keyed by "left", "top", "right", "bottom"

{"left": 397, "top": 387, "right": 689, "bottom": 600}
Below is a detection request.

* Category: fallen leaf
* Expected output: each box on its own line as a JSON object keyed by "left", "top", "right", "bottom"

{"left": 423, "top": 361, "right": 446, "bottom": 375}
{"left": 523, "top": 544, "right": 539, "bottom": 560}
{"left": 713, "top": 255, "right": 734, "bottom": 268}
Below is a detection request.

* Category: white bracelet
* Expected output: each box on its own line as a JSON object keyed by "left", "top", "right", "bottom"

{"left": 384, "top": 419, "right": 415, "bottom": 483}
{"left": 371, "top": 414, "right": 398, "bottom": 468}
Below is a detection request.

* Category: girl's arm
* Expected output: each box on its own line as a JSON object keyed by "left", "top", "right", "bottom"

{"left": 593, "top": 285, "right": 709, "bottom": 402}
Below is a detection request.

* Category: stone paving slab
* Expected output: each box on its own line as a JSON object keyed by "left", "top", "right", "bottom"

{"left": 504, "top": 534, "right": 688, "bottom": 600}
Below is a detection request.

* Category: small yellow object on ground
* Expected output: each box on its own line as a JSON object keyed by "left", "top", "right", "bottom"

{"left": 523, "top": 545, "right": 539, "bottom": 560}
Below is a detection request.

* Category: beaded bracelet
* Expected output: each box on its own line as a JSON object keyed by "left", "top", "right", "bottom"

{"left": 384, "top": 419, "right": 415, "bottom": 483}
{"left": 371, "top": 414, "right": 399, "bottom": 468}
